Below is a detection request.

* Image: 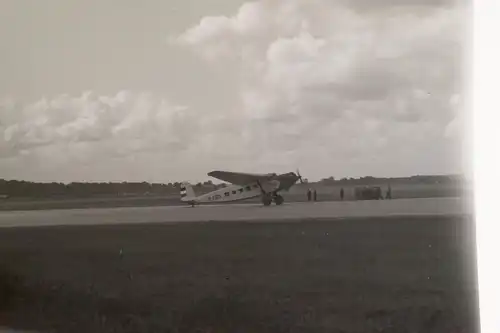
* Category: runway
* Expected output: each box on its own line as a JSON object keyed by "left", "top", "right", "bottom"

{"left": 0, "top": 197, "right": 471, "bottom": 228}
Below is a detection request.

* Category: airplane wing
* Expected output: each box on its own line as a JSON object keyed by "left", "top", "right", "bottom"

{"left": 208, "top": 171, "right": 277, "bottom": 186}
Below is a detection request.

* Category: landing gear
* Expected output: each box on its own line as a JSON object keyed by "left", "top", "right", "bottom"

{"left": 261, "top": 193, "right": 284, "bottom": 206}
{"left": 274, "top": 194, "right": 284, "bottom": 205}
{"left": 262, "top": 194, "right": 272, "bottom": 206}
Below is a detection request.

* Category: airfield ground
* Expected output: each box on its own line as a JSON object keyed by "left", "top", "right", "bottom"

{"left": 0, "top": 198, "right": 478, "bottom": 333}
{"left": 0, "top": 182, "right": 469, "bottom": 211}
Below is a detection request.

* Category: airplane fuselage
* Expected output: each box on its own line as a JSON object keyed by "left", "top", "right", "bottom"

{"left": 196, "top": 183, "right": 262, "bottom": 203}
{"left": 186, "top": 172, "right": 300, "bottom": 205}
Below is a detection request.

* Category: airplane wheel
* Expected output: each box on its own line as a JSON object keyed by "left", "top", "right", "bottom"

{"left": 262, "top": 195, "right": 272, "bottom": 206}
{"left": 274, "top": 195, "right": 284, "bottom": 205}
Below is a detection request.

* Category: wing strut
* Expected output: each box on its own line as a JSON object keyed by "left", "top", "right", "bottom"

{"left": 256, "top": 180, "right": 267, "bottom": 195}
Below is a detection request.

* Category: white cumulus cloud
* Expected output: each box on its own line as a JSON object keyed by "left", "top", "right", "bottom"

{"left": 1, "top": 0, "right": 468, "bottom": 182}
{"left": 0, "top": 91, "right": 213, "bottom": 181}
{"left": 171, "top": 0, "right": 467, "bottom": 178}
{"left": 0, "top": 91, "right": 198, "bottom": 157}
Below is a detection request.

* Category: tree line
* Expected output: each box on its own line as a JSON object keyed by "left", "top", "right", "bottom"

{"left": 318, "top": 174, "right": 464, "bottom": 185}
{"left": 0, "top": 179, "right": 223, "bottom": 198}
{"left": 0, "top": 174, "right": 463, "bottom": 198}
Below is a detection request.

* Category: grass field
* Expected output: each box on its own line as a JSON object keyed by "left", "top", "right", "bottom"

{"left": 0, "top": 215, "right": 478, "bottom": 332}
{"left": 0, "top": 182, "right": 470, "bottom": 211}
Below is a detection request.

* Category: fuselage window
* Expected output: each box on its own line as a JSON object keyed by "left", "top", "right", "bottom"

{"left": 253, "top": 184, "right": 259, "bottom": 189}
{"left": 224, "top": 192, "right": 230, "bottom": 196}
{"left": 245, "top": 186, "right": 251, "bottom": 191}
{"left": 232, "top": 190, "right": 237, "bottom": 194}
{"left": 238, "top": 188, "right": 244, "bottom": 193}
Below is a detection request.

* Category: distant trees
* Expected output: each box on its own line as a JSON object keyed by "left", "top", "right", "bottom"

{"left": 0, "top": 174, "right": 464, "bottom": 199}
{"left": 318, "top": 175, "right": 464, "bottom": 186}
{"left": 0, "top": 179, "right": 220, "bottom": 199}
{"left": 320, "top": 176, "right": 335, "bottom": 184}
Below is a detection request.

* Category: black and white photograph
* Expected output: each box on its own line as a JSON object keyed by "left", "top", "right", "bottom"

{"left": 0, "top": 0, "right": 485, "bottom": 332}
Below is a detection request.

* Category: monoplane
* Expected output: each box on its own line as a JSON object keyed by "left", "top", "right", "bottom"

{"left": 180, "top": 170, "right": 305, "bottom": 207}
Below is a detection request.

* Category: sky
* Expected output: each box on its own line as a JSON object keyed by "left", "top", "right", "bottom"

{"left": 0, "top": 0, "right": 469, "bottom": 183}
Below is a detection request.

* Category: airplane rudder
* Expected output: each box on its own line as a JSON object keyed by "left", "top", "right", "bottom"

{"left": 179, "top": 181, "right": 196, "bottom": 199}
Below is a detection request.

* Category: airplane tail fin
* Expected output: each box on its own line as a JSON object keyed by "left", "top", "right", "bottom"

{"left": 180, "top": 182, "right": 197, "bottom": 202}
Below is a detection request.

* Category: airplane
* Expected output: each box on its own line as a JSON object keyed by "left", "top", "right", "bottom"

{"left": 180, "top": 170, "right": 305, "bottom": 207}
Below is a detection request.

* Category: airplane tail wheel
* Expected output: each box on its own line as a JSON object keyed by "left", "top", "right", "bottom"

{"left": 274, "top": 195, "right": 284, "bottom": 205}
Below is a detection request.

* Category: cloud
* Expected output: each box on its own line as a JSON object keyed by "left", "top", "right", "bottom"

{"left": 0, "top": 90, "right": 276, "bottom": 182}
{"left": 0, "top": 91, "right": 213, "bottom": 180}
{"left": 1, "top": 0, "right": 467, "bottom": 182}
{"left": 171, "top": 0, "right": 467, "bottom": 177}
{"left": 0, "top": 91, "right": 198, "bottom": 157}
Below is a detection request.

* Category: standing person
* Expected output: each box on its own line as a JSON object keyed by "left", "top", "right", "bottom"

{"left": 313, "top": 189, "right": 317, "bottom": 202}
{"left": 386, "top": 184, "right": 392, "bottom": 199}
{"left": 307, "top": 188, "right": 312, "bottom": 202}
{"left": 340, "top": 187, "right": 344, "bottom": 201}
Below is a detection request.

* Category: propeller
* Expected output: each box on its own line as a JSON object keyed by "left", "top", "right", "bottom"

{"left": 296, "top": 169, "right": 305, "bottom": 184}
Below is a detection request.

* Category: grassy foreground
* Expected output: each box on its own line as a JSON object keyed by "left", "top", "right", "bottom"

{"left": 0, "top": 216, "right": 478, "bottom": 332}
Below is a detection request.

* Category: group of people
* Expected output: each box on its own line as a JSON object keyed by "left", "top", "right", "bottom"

{"left": 306, "top": 185, "right": 393, "bottom": 202}
{"left": 306, "top": 187, "right": 346, "bottom": 202}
